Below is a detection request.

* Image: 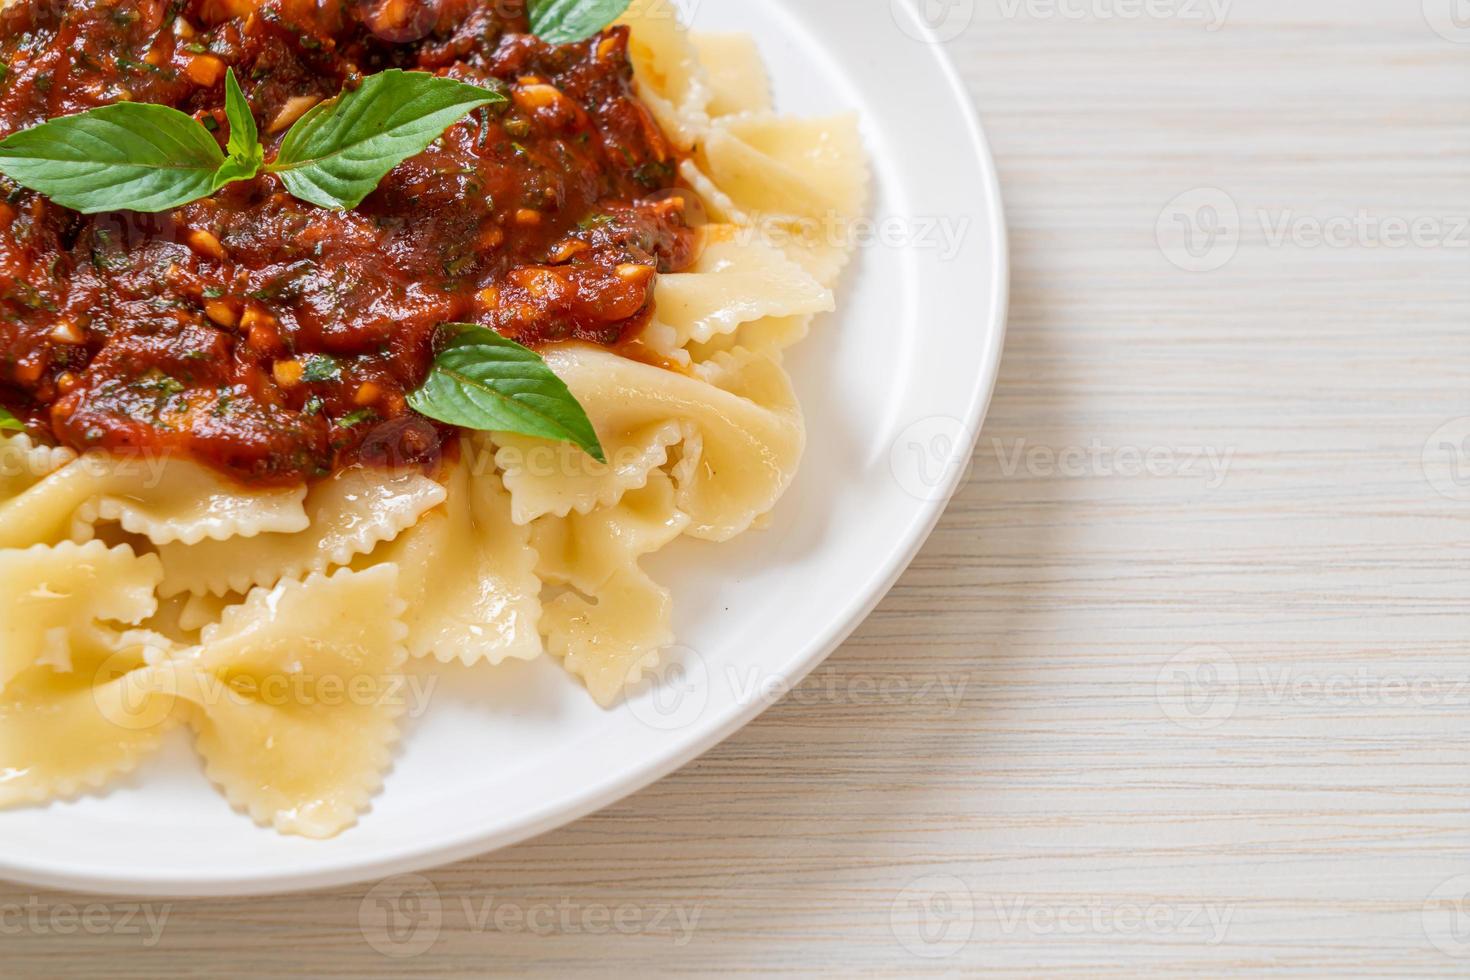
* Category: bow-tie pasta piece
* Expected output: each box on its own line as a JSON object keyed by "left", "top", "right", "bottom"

{"left": 524, "top": 345, "right": 803, "bottom": 543}
{"left": 542, "top": 568, "right": 674, "bottom": 707}
{"left": 682, "top": 113, "right": 869, "bottom": 290}
{"left": 0, "top": 453, "right": 309, "bottom": 549}
{"left": 691, "top": 33, "right": 772, "bottom": 118}
{"left": 533, "top": 471, "right": 687, "bottom": 703}
{"left": 685, "top": 315, "right": 815, "bottom": 363}
{"left": 374, "top": 451, "right": 542, "bottom": 666}
{"left": 0, "top": 540, "right": 162, "bottom": 692}
{"left": 517, "top": 345, "right": 805, "bottom": 543}
{"left": 652, "top": 224, "right": 834, "bottom": 351}
{"left": 77, "top": 456, "right": 312, "bottom": 545}
{"left": 176, "top": 566, "right": 409, "bottom": 838}
{"left": 496, "top": 418, "right": 684, "bottom": 524}
{"left": 0, "top": 543, "right": 175, "bottom": 805}
{"left": 0, "top": 637, "right": 178, "bottom": 808}
{"left": 618, "top": 0, "right": 710, "bottom": 151}
{"left": 680, "top": 349, "right": 806, "bottom": 540}
{"left": 532, "top": 469, "right": 690, "bottom": 596}
{"left": 0, "top": 563, "right": 412, "bottom": 836}
{"left": 694, "top": 113, "right": 868, "bottom": 227}
{"left": 0, "top": 433, "right": 75, "bottom": 502}
{"left": 156, "top": 467, "right": 446, "bottom": 598}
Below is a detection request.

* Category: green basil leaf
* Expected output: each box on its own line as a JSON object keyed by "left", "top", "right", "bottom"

{"left": 0, "top": 406, "right": 22, "bottom": 433}
{"left": 528, "top": 0, "right": 632, "bottom": 44}
{"left": 217, "top": 67, "right": 263, "bottom": 188}
{"left": 0, "top": 103, "right": 228, "bottom": 214}
{"left": 408, "top": 325, "right": 605, "bottom": 462}
{"left": 267, "top": 70, "right": 504, "bottom": 210}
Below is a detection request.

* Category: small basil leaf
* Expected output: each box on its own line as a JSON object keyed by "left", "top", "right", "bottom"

{"left": 217, "top": 67, "right": 262, "bottom": 188}
{"left": 267, "top": 70, "right": 504, "bottom": 211}
{"left": 300, "top": 354, "right": 341, "bottom": 382}
{"left": 528, "top": 0, "right": 632, "bottom": 44}
{"left": 408, "top": 325, "right": 605, "bottom": 462}
{"left": 0, "top": 103, "right": 227, "bottom": 214}
{"left": 0, "top": 406, "right": 22, "bottom": 432}
{"left": 213, "top": 151, "right": 261, "bottom": 189}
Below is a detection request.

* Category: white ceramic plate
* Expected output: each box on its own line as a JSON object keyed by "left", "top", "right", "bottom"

{"left": 0, "top": 0, "right": 1007, "bottom": 896}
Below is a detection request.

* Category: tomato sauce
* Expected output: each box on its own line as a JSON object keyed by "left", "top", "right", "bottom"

{"left": 0, "top": 0, "right": 697, "bottom": 482}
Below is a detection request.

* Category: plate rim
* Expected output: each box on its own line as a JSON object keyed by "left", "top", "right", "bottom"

{"left": 0, "top": 10, "right": 1010, "bottom": 898}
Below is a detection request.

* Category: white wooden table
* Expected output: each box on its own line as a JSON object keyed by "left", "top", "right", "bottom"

{"left": 6, "top": 0, "right": 1469, "bottom": 974}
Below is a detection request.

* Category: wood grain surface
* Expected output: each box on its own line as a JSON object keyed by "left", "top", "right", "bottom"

{"left": 5, "top": 0, "right": 1469, "bottom": 974}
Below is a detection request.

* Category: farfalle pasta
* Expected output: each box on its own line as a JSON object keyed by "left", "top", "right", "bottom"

{"left": 375, "top": 444, "right": 543, "bottom": 667}
{"left": 652, "top": 224, "right": 835, "bottom": 351}
{"left": 0, "top": 0, "right": 867, "bottom": 837}
{"left": 0, "top": 453, "right": 310, "bottom": 549}
{"left": 0, "top": 562, "right": 409, "bottom": 837}
{"left": 155, "top": 467, "right": 447, "bottom": 597}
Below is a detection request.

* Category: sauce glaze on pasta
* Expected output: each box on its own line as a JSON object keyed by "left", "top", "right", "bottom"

{"left": 0, "top": 0, "right": 697, "bottom": 483}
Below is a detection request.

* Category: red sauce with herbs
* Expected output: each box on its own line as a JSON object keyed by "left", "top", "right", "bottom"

{"left": 0, "top": 0, "right": 696, "bottom": 482}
